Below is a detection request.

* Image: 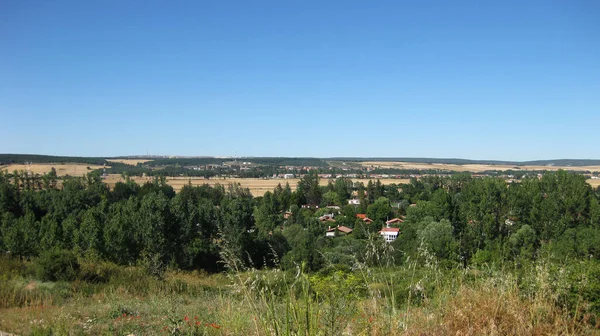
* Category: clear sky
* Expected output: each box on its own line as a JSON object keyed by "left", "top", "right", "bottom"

{"left": 1, "top": 1, "right": 599, "bottom": 160}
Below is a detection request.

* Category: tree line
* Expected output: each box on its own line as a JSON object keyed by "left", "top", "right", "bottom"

{"left": 1, "top": 169, "right": 599, "bottom": 275}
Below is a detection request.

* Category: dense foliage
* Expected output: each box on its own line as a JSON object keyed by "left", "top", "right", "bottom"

{"left": 1, "top": 170, "right": 600, "bottom": 275}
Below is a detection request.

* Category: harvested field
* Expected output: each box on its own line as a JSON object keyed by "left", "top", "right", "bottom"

{"left": 0, "top": 163, "right": 106, "bottom": 177}
{"left": 103, "top": 175, "right": 410, "bottom": 197}
{"left": 106, "top": 159, "right": 153, "bottom": 165}
{"left": 362, "top": 161, "right": 600, "bottom": 173}
{"left": 588, "top": 179, "right": 600, "bottom": 188}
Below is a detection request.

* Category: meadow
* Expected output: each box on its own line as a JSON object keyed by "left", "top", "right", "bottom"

{"left": 1, "top": 247, "right": 598, "bottom": 336}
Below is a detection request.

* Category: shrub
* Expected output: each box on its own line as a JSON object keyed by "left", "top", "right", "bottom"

{"left": 35, "top": 249, "right": 80, "bottom": 282}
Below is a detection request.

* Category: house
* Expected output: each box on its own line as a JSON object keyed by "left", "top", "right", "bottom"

{"left": 319, "top": 214, "right": 336, "bottom": 222}
{"left": 356, "top": 214, "right": 373, "bottom": 223}
{"left": 385, "top": 218, "right": 404, "bottom": 226}
{"left": 326, "top": 227, "right": 336, "bottom": 237}
{"left": 348, "top": 199, "right": 361, "bottom": 205}
{"left": 379, "top": 227, "right": 400, "bottom": 242}
{"left": 302, "top": 204, "right": 319, "bottom": 209}
{"left": 283, "top": 211, "right": 293, "bottom": 219}
{"left": 326, "top": 225, "right": 353, "bottom": 237}
{"left": 283, "top": 174, "right": 295, "bottom": 179}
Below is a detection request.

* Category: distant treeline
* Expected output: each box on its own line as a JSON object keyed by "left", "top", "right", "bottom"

{"left": 0, "top": 154, "right": 107, "bottom": 165}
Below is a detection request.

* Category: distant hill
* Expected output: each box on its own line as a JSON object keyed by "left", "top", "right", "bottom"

{"left": 0, "top": 154, "right": 107, "bottom": 165}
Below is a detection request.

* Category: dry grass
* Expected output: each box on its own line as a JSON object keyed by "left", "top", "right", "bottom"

{"left": 102, "top": 175, "right": 410, "bottom": 196}
{"left": 106, "top": 159, "right": 153, "bottom": 165}
{"left": 1, "top": 268, "right": 594, "bottom": 336}
{"left": 588, "top": 179, "right": 600, "bottom": 188}
{"left": 0, "top": 163, "right": 107, "bottom": 177}
{"left": 363, "top": 161, "right": 600, "bottom": 173}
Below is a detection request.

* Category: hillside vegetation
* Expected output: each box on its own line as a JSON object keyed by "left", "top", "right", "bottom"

{"left": 1, "top": 170, "right": 600, "bottom": 334}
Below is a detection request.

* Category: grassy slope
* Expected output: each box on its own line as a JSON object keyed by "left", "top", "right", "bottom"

{"left": 1, "top": 253, "right": 599, "bottom": 336}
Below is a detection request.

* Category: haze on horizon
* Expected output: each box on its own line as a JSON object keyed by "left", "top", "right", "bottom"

{"left": 1, "top": 1, "right": 599, "bottom": 161}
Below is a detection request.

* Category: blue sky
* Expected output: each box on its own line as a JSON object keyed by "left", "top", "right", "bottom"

{"left": 1, "top": 0, "right": 599, "bottom": 160}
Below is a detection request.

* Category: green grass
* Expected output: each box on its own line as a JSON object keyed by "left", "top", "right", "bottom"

{"left": 1, "top": 253, "right": 599, "bottom": 335}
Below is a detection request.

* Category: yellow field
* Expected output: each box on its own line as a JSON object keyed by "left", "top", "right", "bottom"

{"left": 362, "top": 161, "right": 600, "bottom": 173}
{"left": 103, "top": 175, "right": 410, "bottom": 196}
{"left": 106, "top": 159, "right": 153, "bottom": 165}
{"left": 588, "top": 179, "right": 600, "bottom": 188}
{"left": 0, "top": 163, "right": 107, "bottom": 177}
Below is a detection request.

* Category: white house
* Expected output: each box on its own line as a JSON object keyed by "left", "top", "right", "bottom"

{"left": 379, "top": 227, "right": 400, "bottom": 242}
{"left": 348, "top": 199, "right": 361, "bottom": 205}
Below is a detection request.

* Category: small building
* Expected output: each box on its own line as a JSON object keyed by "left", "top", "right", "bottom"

{"left": 348, "top": 199, "right": 361, "bottom": 205}
{"left": 356, "top": 214, "right": 373, "bottom": 223}
{"left": 326, "top": 225, "right": 353, "bottom": 237}
{"left": 283, "top": 211, "right": 293, "bottom": 219}
{"left": 302, "top": 204, "right": 319, "bottom": 209}
{"left": 385, "top": 218, "right": 404, "bottom": 226}
{"left": 319, "top": 213, "right": 336, "bottom": 221}
{"left": 283, "top": 173, "right": 295, "bottom": 179}
{"left": 380, "top": 227, "right": 400, "bottom": 242}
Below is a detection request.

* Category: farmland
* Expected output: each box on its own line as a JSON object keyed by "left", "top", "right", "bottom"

{"left": 103, "top": 175, "right": 409, "bottom": 196}
{"left": 588, "top": 178, "right": 600, "bottom": 188}
{"left": 3, "top": 159, "right": 600, "bottom": 196}
{"left": 0, "top": 163, "right": 106, "bottom": 177}
{"left": 106, "top": 159, "right": 153, "bottom": 166}
{"left": 361, "top": 161, "right": 600, "bottom": 173}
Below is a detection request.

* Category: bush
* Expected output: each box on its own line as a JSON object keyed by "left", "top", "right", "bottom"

{"left": 35, "top": 249, "right": 80, "bottom": 282}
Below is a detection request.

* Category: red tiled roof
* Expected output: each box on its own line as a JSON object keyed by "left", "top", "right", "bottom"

{"left": 379, "top": 227, "right": 400, "bottom": 233}
{"left": 356, "top": 214, "right": 367, "bottom": 219}
{"left": 363, "top": 217, "right": 373, "bottom": 222}
{"left": 386, "top": 218, "right": 404, "bottom": 225}
{"left": 337, "top": 226, "right": 353, "bottom": 234}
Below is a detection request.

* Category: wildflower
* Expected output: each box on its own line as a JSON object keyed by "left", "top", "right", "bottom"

{"left": 195, "top": 321, "right": 201, "bottom": 326}
{"left": 184, "top": 315, "right": 189, "bottom": 321}
{"left": 194, "top": 316, "right": 199, "bottom": 320}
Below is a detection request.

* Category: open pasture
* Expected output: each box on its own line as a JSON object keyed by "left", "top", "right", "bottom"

{"left": 362, "top": 161, "right": 600, "bottom": 173}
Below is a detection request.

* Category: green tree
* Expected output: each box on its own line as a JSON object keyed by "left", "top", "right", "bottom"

{"left": 367, "top": 197, "right": 392, "bottom": 224}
